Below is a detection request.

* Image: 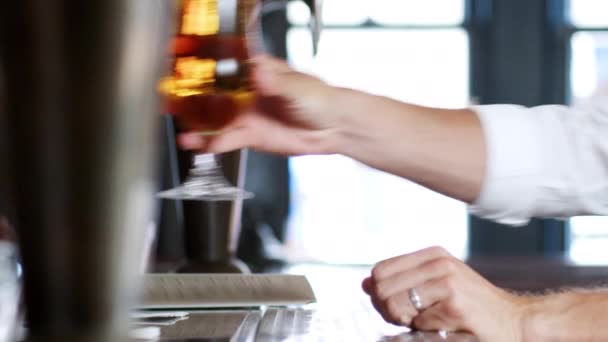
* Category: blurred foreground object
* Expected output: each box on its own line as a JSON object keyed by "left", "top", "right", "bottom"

{"left": 0, "top": 1, "right": 170, "bottom": 340}
{"left": 0, "top": 217, "right": 20, "bottom": 342}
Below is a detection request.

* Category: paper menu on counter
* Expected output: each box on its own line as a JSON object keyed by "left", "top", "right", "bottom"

{"left": 138, "top": 274, "right": 316, "bottom": 309}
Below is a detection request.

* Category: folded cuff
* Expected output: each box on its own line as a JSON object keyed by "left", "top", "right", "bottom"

{"left": 468, "top": 105, "right": 546, "bottom": 226}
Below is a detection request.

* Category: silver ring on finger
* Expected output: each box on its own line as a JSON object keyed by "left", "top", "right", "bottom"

{"left": 408, "top": 288, "right": 423, "bottom": 311}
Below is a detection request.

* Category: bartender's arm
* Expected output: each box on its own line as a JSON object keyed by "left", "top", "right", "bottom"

{"left": 181, "top": 56, "right": 608, "bottom": 223}
{"left": 181, "top": 56, "right": 487, "bottom": 203}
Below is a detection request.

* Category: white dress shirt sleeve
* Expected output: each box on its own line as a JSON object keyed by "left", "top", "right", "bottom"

{"left": 468, "top": 97, "right": 608, "bottom": 226}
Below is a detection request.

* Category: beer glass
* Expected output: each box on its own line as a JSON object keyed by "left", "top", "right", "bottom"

{"left": 157, "top": 0, "right": 322, "bottom": 201}
{"left": 156, "top": 0, "right": 261, "bottom": 201}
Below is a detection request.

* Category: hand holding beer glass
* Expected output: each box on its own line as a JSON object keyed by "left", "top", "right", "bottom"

{"left": 158, "top": 0, "right": 321, "bottom": 201}
{"left": 157, "top": 0, "right": 262, "bottom": 201}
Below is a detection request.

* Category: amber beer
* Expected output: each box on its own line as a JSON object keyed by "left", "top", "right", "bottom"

{"left": 159, "top": 0, "right": 257, "bottom": 132}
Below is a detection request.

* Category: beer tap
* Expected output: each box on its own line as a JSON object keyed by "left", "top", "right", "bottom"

{"left": 262, "top": 0, "right": 322, "bottom": 55}
{"left": 302, "top": 0, "right": 322, "bottom": 55}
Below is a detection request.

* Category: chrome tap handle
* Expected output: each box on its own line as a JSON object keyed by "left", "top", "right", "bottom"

{"left": 302, "top": 0, "right": 322, "bottom": 55}
{"left": 262, "top": 0, "right": 322, "bottom": 55}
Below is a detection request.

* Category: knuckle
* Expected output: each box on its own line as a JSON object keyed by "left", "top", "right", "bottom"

{"left": 372, "top": 261, "right": 392, "bottom": 280}
{"left": 440, "top": 276, "right": 459, "bottom": 297}
{"left": 444, "top": 297, "right": 466, "bottom": 319}
{"left": 249, "top": 131, "right": 265, "bottom": 150}
{"left": 384, "top": 297, "right": 413, "bottom": 327}
{"left": 428, "top": 246, "right": 449, "bottom": 257}
{"left": 374, "top": 282, "right": 392, "bottom": 301}
{"left": 385, "top": 297, "right": 402, "bottom": 318}
{"left": 371, "top": 265, "right": 385, "bottom": 280}
{"left": 374, "top": 253, "right": 412, "bottom": 280}
{"left": 432, "top": 257, "right": 458, "bottom": 274}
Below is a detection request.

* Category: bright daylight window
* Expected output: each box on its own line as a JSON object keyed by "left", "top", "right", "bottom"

{"left": 284, "top": 0, "right": 469, "bottom": 264}
{"left": 568, "top": 0, "right": 608, "bottom": 264}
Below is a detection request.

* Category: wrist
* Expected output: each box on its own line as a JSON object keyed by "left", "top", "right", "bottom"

{"left": 518, "top": 294, "right": 563, "bottom": 342}
{"left": 320, "top": 86, "right": 365, "bottom": 155}
{"left": 491, "top": 292, "right": 536, "bottom": 342}
{"left": 509, "top": 295, "right": 539, "bottom": 342}
{"left": 327, "top": 87, "right": 390, "bottom": 157}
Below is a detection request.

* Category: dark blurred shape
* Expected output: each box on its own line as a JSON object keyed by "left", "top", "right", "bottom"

{"left": 178, "top": 149, "right": 251, "bottom": 274}
{"left": 301, "top": 0, "right": 322, "bottom": 54}
{"left": 238, "top": 150, "right": 290, "bottom": 272}
{"left": 155, "top": 116, "right": 186, "bottom": 266}
{"left": 237, "top": 5, "right": 291, "bottom": 272}
{"left": 0, "top": 215, "right": 20, "bottom": 342}
{"left": 0, "top": 0, "right": 170, "bottom": 340}
{"left": 0, "top": 216, "right": 16, "bottom": 243}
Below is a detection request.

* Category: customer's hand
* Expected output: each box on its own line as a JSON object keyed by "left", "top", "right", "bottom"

{"left": 363, "top": 247, "right": 527, "bottom": 342}
{"left": 178, "top": 55, "right": 345, "bottom": 156}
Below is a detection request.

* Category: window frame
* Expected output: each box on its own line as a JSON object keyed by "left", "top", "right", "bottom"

{"left": 288, "top": 1, "right": 468, "bottom": 30}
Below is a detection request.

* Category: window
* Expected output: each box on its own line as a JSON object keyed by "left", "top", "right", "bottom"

{"left": 284, "top": 0, "right": 469, "bottom": 264}
{"left": 567, "top": 0, "right": 608, "bottom": 264}
{"left": 569, "top": 0, "right": 608, "bottom": 28}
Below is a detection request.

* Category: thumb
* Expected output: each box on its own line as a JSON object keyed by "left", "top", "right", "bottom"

{"left": 362, "top": 276, "right": 374, "bottom": 295}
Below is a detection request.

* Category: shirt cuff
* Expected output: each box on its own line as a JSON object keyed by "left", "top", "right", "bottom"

{"left": 468, "top": 105, "right": 546, "bottom": 226}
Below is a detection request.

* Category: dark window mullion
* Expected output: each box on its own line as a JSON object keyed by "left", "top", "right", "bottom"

{"left": 289, "top": 23, "right": 464, "bottom": 30}
{"left": 570, "top": 27, "right": 608, "bottom": 32}
{"left": 468, "top": 0, "right": 569, "bottom": 257}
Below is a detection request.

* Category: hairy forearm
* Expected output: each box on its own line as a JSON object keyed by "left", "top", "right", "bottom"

{"left": 522, "top": 291, "right": 608, "bottom": 341}
{"left": 330, "top": 88, "right": 486, "bottom": 203}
